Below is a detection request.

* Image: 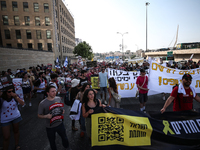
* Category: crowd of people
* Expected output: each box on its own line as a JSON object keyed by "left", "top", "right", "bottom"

{"left": 0, "top": 58, "right": 200, "bottom": 150}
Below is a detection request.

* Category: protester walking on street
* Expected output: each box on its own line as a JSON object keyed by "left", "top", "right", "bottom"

{"left": 0, "top": 86, "right": 24, "bottom": 150}
{"left": 21, "top": 72, "right": 33, "bottom": 107}
{"left": 38, "top": 86, "right": 70, "bottom": 150}
{"left": 161, "top": 74, "right": 200, "bottom": 113}
{"left": 82, "top": 89, "right": 105, "bottom": 138}
{"left": 98, "top": 67, "right": 108, "bottom": 104}
{"left": 108, "top": 77, "right": 120, "bottom": 108}
{"left": 136, "top": 69, "right": 149, "bottom": 112}
{"left": 34, "top": 72, "right": 46, "bottom": 101}
{"left": 69, "top": 78, "right": 80, "bottom": 131}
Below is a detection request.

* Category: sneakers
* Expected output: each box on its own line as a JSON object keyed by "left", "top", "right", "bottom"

{"left": 80, "top": 131, "right": 85, "bottom": 137}
{"left": 29, "top": 102, "right": 32, "bottom": 107}
{"left": 104, "top": 101, "right": 107, "bottom": 105}
{"left": 163, "top": 96, "right": 166, "bottom": 101}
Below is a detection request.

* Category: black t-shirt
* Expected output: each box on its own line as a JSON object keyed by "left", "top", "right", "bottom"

{"left": 79, "top": 77, "right": 88, "bottom": 86}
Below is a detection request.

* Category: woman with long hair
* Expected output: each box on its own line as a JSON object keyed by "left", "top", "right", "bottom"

{"left": 82, "top": 89, "right": 105, "bottom": 138}
{"left": 21, "top": 72, "right": 33, "bottom": 107}
{"left": 0, "top": 86, "right": 24, "bottom": 150}
{"left": 108, "top": 77, "right": 120, "bottom": 108}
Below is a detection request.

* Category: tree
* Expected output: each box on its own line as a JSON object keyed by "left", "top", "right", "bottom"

{"left": 73, "top": 41, "right": 93, "bottom": 60}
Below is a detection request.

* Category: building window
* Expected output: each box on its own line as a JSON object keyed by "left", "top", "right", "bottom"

{"left": 38, "top": 43, "right": 42, "bottom": 50}
{"left": 15, "top": 30, "right": 21, "bottom": 39}
{"left": 55, "top": 10, "right": 57, "bottom": 18}
{"left": 14, "top": 16, "right": 20, "bottom": 25}
{"left": 33, "top": 3, "right": 39, "bottom": 12}
{"left": 56, "top": 21, "right": 58, "bottom": 29}
{"left": 12, "top": 1, "right": 18, "bottom": 11}
{"left": 17, "top": 43, "right": 22, "bottom": 48}
{"left": 6, "top": 44, "right": 12, "bottom": 48}
{"left": 27, "top": 43, "right": 32, "bottom": 49}
{"left": 60, "top": 5, "right": 61, "bottom": 12}
{"left": 1, "top": 1, "right": 6, "bottom": 10}
{"left": 36, "top": 30, "right": 41, "bottom": 39}
{"left": 2, "top": 15, "right": 8, "bottom": 25}
{"left": 47, "top": 43, "right": 52, "bottom": 51}
{"left": 62, "top": 8, "right": 63, "bottom": 14}
{"left": 24, "top": 16, "right": 30, "bottom": 26}
{"left": 23, "top": 2, "right": 28, "bottom": 12}
{"left": 4, "top": 30, "right": 10, "bottom": 39}
{"left": 26, "top": 30, "right": 32, "bottom": 39}
{"left": 57, "top": 33, "right": 59, "bottom": 41}
{"left": 46, "top": 30, "right": 51, "bottom": 39}
{"left": 35, "top": 16, "right": 40, "bottom": 26}
{"left": 44, "top": 3, "right": 49, "bottom": 12}
{"left": 45, "top": 17, "right": 50, "bottom": 26}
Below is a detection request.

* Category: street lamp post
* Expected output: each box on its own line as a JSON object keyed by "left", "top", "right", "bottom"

{"left": 146, "top": 2, "right": 150, "bottom": 52}
{"left": 117, "top": 32, "right": 128, "bottom": 61}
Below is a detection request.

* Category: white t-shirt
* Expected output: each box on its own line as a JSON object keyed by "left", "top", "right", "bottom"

{"left": 0, "top": 98, "right": 21, "bottom": 123}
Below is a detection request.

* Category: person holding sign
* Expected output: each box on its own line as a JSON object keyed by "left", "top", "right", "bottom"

{"left": 136, "top": 69, "right": 149, "bottom": 112}
{"left": 38, "top": 86, "right": 70, "bottom": 150}
{"left": 161, "top": 74, "right": 200, "bottom": 113}
{"left": 0, "top": 86, "right": 24, "bottom": 150}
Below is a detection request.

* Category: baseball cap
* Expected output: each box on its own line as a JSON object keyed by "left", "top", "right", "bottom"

{"left": 182, "top": 74, "right": 192, "bottom": 80}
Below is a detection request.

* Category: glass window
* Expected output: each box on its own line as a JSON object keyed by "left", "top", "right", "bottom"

{"left": 15, "top": 30, "right": 21, "bottom": 39}
{"left": 38, "top": 43, "right": 42, "bottom": 50}
{"left": 24, "top": 16, "right": 30, "bottom": 26}
{"left": 14, "top": 16, "right": 20, "bottom": 25}
{"left": 4, "top": 30, "right": 10, "bottom": 39}
{"left": 33, "top": 3, "right": 39, "bottom": 12}
{"left": 35, "top": 16, "right": 40, "bottom": 26}
{"left": 36, "top": 30, "right": 41, "bottom": 39}
{"left": 6, "top": 44, "right": 12, "bottom": 48}
{"left": 23, "top": 2, "right": 28, "bottom": 12}
{"left": 45, "top": 17, "right": 50, "bottom": 26}
{"left": 56, "top": 21, "right": 58, "bottom": 29}
{"left": 57, "top": 33, "right": 59, "bottom": 41}
{"left": 26, "top": 30, "right": 32, "bottom": 39}
{"left": 2, "top": 15, "right": 8, "bottom": 25}
{"left": 17, "top": 43, "right": 22, "bottom": 48}
{"left": 12, "top": 1, "right": 18, "bottom": 11}
{"left": 1, "top": 1, "right": 6, "bottom": 10}
{"left": 44, "top": 3, "right": 49, "bottom": 13}
{"left": 55, "top": 10, "right": 57, "bottom": 18}
{"left": 47, "top": 43, "right": 52, "bottom": 51}
{"left": 46, "top": 30, "right": 51, "bottom": 39}
{"left": 27, "top": 43, "right": 32, "bottom": 49}
{"left": 60, "top": 5, "right": 61, "bottom": 12}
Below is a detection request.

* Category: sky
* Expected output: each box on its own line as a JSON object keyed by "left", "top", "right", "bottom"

{"left": 64, "top": 0, "right": 200, "bottom": 53}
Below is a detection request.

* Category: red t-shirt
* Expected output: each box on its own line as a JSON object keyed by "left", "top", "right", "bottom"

{"left": 136, "top": 76, "right": 148, "bottom": 94}
{"left": 171, "top": 86, "right": 195, "bottom": 111}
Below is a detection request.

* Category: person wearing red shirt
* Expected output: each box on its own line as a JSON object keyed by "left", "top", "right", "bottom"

{"left": 161, "top": 74, "right": 200, "bottom": 113}
{"left": 136, "top": 69, "right": 149, "bottom": 112}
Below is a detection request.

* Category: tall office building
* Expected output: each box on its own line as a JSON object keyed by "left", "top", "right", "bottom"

{"left": 0, "top": 0, "right": 75, "bottom": 65}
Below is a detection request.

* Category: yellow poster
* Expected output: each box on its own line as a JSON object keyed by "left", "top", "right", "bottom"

{"left": 92, "top": 113, "right": 153, "bottom": 147}
{"left": 91, "top": 77, "right": 109, "bottom": 89}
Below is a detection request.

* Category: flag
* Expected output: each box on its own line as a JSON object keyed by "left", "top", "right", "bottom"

{"left": 55, "top": 57, "right": 60, "bottom": 68}
{"left": 64, "top": 57, "right": 68, "bottom": 67}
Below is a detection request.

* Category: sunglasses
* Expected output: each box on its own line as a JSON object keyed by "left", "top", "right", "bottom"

{"left": 7, "top": 90, "right": 13, "bottom": 93}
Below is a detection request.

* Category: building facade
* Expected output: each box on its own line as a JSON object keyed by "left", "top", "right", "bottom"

{"left": 0, "top": 0, "right": 75, "bottom": 67}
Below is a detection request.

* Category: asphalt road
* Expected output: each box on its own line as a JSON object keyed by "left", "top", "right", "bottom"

{"left": 0, "top": 92, "right": 200, "bottom": 150}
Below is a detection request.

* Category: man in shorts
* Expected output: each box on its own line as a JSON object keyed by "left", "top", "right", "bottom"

{"left": 136, "top": 69, "right": 149, "bottom": 112}
{"left": 98, "top": 67, "right": 108, "bottom": 104}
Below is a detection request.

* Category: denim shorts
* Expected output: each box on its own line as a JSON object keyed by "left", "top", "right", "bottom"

{"left": 1, "top": 116, "right": 22, "bottom": 127}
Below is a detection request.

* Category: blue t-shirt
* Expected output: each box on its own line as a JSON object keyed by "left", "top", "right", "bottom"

{"left": 99, "top": 72, "right": 107, "bottom": 87}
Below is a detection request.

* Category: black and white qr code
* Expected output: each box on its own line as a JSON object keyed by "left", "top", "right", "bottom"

{"left": 98, "top": 117, "right": 124, "bottom": 142}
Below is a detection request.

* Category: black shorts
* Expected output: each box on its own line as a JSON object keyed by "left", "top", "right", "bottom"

{"left": 139, "top": 93, "right": 148, "bottom": 104}
{"left": 22, "top": 87, "right": 31, "bottom": 94}
{"left": 100, "top": 87, "right": 107, "bottom": 93}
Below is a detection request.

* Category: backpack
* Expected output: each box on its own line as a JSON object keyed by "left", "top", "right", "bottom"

{"left": 110, "top": 89, "right": 121, "bottom": 103}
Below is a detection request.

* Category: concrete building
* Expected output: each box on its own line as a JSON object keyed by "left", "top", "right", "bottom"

{"left": 0, "top": 0, "right": 75, "bottom": 70}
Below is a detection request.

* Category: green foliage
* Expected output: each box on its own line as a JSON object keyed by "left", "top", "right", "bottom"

{"left": 131, "top": 55, "right": 136, "bottom": 59}
{"left": 73, "top": 41, "right": 93, "bottom": 59}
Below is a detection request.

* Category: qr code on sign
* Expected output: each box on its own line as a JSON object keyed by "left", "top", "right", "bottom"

{"left": 98, "top": 117, "right": 124, "bottom": 142}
